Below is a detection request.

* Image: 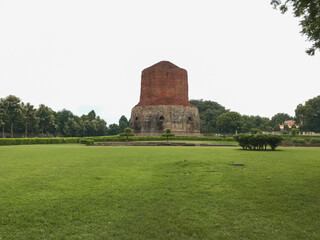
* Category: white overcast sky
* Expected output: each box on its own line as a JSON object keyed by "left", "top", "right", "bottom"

{"left": 0, "top": 0, "right": 319, "bottom": 124}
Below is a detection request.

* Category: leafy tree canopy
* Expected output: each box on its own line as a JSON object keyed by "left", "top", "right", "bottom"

{"left": 119, "top": 127, "right": 134, "bottom": 141}
{"left": 190, "top": 99, "right": 228, "bottom": 133}
{"left": 273, "top": 0, "right": 320, "bottom": 55}
{"left": 216, "top": 112, "right": 243, "bottom": 134}
{"left": 270, "top": 113, "right": 292, "bottom": 128}
{"left": 119, "top": 115, "right": 130, "bottom": 132}
{"left": 295, "top": 95, "right": 320, "bottom": 132}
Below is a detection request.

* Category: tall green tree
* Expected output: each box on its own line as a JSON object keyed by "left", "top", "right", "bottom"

{"left": 0, "top": 100, "right": 5, "bottom": 138}
{"left": 63, "top": 116, "right": 85, "bottom": 137}
{"left": 1, "top": 95, "right": 22, "bottom": 138}
{"left": 216, "top": 112, "right": 243, "bottom": 134}
{"left": 107, "top": 123, "right": 121, "bottom": 136}
{"left": 87, "top": 110, "right": 96, "bottom": 121}
{"left": 21, "top": 102, "right": 39, "bottom": 137}
{"left": 56, "top": 109, "right": 74, "bottom": 135}
{"left": 95, "top": 116, "right": 107, "bottom": 136}
{"left": 295, "top": 95, "right": 320, "bottom": 132}
{"left": 273, "top": 0, "right": 320, "bottom": 55}
{"left": 270, "top": 113, "right": 292, "bottom": 129}
{"left": 36, "top": 104, "right": 55, "bottom": 135}
{"left": 119, "top": 115, "right": 130, "bottom": 133}
{"left": 190, "top": 99, "right": 228, "bottom": 133}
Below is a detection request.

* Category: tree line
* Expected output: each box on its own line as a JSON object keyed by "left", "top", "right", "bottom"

{"left": 0, "top": 95, "right": 129, "bottom": 138}
{"left": 190, "top": 95, "right": 320, "bottom": 134}
{"left": 1, "top": 95, "right": 319, "bottom": 137}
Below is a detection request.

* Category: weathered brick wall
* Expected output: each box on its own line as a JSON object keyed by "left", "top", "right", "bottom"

{"left": 130, "top": 61, "right": 201, "bottom": 136}
{"left": 131, "top": 105, "right": 201, "bottom": 136}
{"left": 136, "top": 61, "right": 193, "bottom": 107}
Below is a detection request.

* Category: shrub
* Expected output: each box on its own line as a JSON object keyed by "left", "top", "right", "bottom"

{"left": 310, "top": 138, "right": 320, "bottom": 143}
{"left": 234, "top": 134, "right": 282, "bottom": 151}
{"left": 291, "top": 138, "right": 306, "bottom": 144}
{"left": 250, "top": 128, "right": 261, "bottom": 134}
{"left": 267, "top": 135, "right": 283, "bottom": 150}
{"left": 0, "top": 137, "right": 80, "bottom": 146}
{"left": 85, "top": 139, "right": 94, "bottom": 146}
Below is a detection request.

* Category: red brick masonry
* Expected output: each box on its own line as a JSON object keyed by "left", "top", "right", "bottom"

{"left": 136, "top": 61, "right": 194, "bottom": 107}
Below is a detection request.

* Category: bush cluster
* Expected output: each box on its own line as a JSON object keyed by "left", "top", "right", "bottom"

{"left": 0, "top": 137, "right": 80, "bottom": 146}
{"left": 234, "top": 134, "right": 283, "bottom": 151}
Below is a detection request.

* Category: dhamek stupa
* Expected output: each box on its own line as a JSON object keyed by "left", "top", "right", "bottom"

{"left": 130, "top": 61, "right": 200, "bottom": 136}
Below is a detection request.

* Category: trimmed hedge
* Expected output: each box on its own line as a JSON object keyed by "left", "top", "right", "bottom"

{"left": 291, "top": 138, "right": 307, "bottom": 144}
{"left": 0, "top": 137, "right": 80, "bottom": 146}
{"left": 281, "top": 135, "right": 320, "bottom": 142}
{"left": 234, "top": 134, "right": 283, "bottom": 151}
{"left": 85, "top": 135, "right": 235, "bottom": 143}
{"left": 1, "top": 134, "right": 318, "bottom": 146}
{"left": 310, "top": 138, "right": 320, "bottom": 143}
{"left": 0, "top": 135, "right": 236, "bottom": 146}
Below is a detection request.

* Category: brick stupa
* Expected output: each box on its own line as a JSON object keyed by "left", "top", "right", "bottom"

{"left": 130, "top": 61, "right": 200, "bottom": 136}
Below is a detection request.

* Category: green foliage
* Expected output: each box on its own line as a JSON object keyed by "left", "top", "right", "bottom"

{"left": 36, "top": 104, "right": 55, "bottom": 134}
{"left": 0, "top": 137, "right": 79, "bottom": 145}
{"left": 190, "top": 99, "right": 228, "bottom": 133}
{"left": 234, "top": 134, "right": 283, "bottom": 151}
{"left": 21, "top": 102, "right": 39, "bottom": 137}
{"left": 85, "top": 139, "right": 95, "bottom": 145}
{"left": 119, "top": 115, "right": 130, "bottom": 133}
{"left": 295, "top": 95, "right": 320, "bottom": 132}
{"left": 275, "top": 0, "right": 320, "bottom": 55}
{"left": 291, "top": 128, "right": 299, "bottom": 136}
{"left": 0, "top": 95, "right": 22, "bottom": 137}
{"left": 107, "top": 123, "right": 121, "bottom": 135}
{"left": 291, "top": 138, "right": 307, "bottom": 144}
{"left": 217, "top": 112, "right": 242, "bottom": 134}
{"left": 87, "top": 110, "right": 96, "bottom": 121}
{"left": 119, "top": 127, "right": 134, "bottom": 142}
{"left": 310, "top": 138, "right": 320, "bottom": 144}
{"left": 250, "top": 128, "right": 261, "bottom": 134}
{"left": 56, "top": 109, "right": 74, "bottom": 135}
{"left": 161, "top": 129, "right": 175, "bottom": 142}
{"left": 270, "top": 113, "right": 292, "bottom": 128}
{"left": 0, "top": 95, "right": 109, "bottom": 138}
{"left": 87, "top": 135, "right": 235, "bottom": 143}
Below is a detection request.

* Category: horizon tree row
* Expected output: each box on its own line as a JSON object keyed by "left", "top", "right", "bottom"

{"left": 1, "top": 95, "right": 319, "bottom": 137}
{"left": 0, "top": 95, "right": 130, "bottom": 138}
{"left": 190, "top": 96, "right": 320, "bottom": 134}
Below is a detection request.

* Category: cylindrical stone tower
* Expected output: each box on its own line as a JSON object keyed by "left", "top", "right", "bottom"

{"left": 130, "top": 61, "right": 200, "bottom": 136}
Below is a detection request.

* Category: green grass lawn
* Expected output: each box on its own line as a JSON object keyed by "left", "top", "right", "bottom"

{"left": 0, "top": 145, "right": 319, "bottom": 240}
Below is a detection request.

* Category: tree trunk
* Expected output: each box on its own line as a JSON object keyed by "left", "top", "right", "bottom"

{"left": 126, "top": 135, "right": 128, "bottom": 142}
{"left": 41, "top": 125, "right": 44, "bottom": 135}
{"left": 11, "top": 123, "right": 13, "bottom": 138}
{"left": 2, "top": 125, "right": 4, "bottom": 138}
{"left": 25, "top": 125, "right": 28, "bottom": 138}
